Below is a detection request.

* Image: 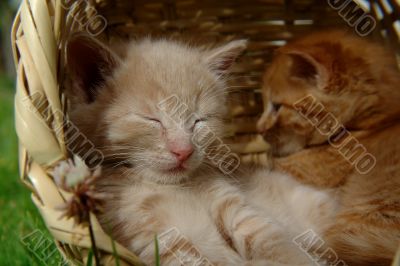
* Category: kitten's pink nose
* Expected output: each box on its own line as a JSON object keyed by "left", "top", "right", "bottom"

{"left": 170, "top": 145, "right": 194, "bottom": 162}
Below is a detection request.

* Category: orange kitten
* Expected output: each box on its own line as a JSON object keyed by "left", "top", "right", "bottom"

{"left": 258, "top": 30, "right": 400, "bottom": 265}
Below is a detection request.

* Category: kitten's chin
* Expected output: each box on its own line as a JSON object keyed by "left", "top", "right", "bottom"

{"left": 140, "top": 166, "right": 198, "bottom": 185}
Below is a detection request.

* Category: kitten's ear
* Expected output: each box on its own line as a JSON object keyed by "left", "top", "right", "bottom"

{"left": 206, "top": 40, "right": 247, "bottom": 75}
{"left": 66, "top": 34, "right": 120, "bottom": 103}
{"left": 280, "top": 48, "right": 329, "bottom": 90}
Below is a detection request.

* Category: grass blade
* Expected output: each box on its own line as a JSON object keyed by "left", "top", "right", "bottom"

{"left": 110, "top": 235, "right": 120, "bottom": 266}
{"left": 154, "top": 234, "right": 160, "bottom": 266}
{"left": 86, "top": 248, "right": 93, "bottom": 266}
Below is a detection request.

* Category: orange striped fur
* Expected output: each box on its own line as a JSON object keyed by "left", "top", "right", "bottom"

{"left": 258, "top": 30, "right": 400, "bottom": 265}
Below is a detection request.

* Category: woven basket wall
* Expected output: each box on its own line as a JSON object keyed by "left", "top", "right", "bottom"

{"left": 11, "top": 0, "right": 400, "bottom": 265}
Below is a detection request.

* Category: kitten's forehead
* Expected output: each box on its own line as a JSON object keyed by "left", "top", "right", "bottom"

{"left": 113, "top": 40, "right": 219, "bottom": 111}
{"left": 116, "top": 69, "right": 208, "bottom": 106}
{"left": 126, "top": 39, "right": 203, "bottom": 73}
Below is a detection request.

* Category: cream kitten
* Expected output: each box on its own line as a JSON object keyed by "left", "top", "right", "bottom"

{"left": 66, "top": 35, "right": 335, "bottom": 265}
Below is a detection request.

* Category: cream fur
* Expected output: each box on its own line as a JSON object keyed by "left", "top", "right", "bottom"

{"left": 66, "top": 37, "right": 337, "bottom": 265}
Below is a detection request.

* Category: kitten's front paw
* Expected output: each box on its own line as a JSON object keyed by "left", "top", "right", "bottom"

{"left": 245, "top": 260, "right": 267, "bottom": 266}
{"left": 245, "top": 259, "right": 309, "bottom": 266}
{"left": 245, "top": 260, "right": 277, "bottom": 266}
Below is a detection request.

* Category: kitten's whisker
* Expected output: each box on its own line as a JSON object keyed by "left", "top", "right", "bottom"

{"left": 111, "top": 159, "right": 133, "bottom": 168}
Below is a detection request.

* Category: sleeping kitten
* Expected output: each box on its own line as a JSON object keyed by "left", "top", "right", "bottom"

{"left": 65, "top": 35, "right": 334, "bottom": 265}
{"left": 257, "top": 30, "right": 400, "bottom": 265}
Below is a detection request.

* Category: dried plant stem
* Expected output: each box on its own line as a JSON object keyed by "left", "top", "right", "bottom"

{"left": 88, "top": 216, "right": 101, "bottom": 266}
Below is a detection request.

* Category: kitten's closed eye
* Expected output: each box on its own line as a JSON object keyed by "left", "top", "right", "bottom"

{"left": 191, "top": 118, "right": 207, "bottom": 130}
{"left": 271, "top": 102, "right": 282, "bottom": 113}
{"left": 194, "top": 118, "right": 206, "bottom": 124}
{"left": 145, "top": 117, "right": 161, "bottom": 123}
{"left": 142, "top": 116, "right": 164, "bottom": 128}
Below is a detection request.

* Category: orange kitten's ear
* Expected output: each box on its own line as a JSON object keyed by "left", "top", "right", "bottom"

{"left": 206, "top": 40, "right": 247, "bottom": 75}
{"left": 280, "top": 48, "right": 329, "bottom": 90}
{"left": 66, "top": 34, "right": 121, "bottom": 103}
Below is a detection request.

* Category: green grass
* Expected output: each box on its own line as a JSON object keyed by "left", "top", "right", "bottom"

{"left": 0, "top": 74, "right": 63, "bottom": 265}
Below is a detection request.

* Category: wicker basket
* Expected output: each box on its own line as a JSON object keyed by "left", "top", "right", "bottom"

{"left": 11, "top": 0, "right": 400, "bottom": 265}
